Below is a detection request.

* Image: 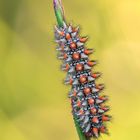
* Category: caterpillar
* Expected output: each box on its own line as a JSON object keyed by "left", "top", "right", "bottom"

{"left": 53, "top": 0, "right": 111, "bottom": 139}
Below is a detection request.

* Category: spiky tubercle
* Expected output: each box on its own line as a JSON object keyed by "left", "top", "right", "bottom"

{"left": 54, "top": 22, "right": 111, "bottom": 138}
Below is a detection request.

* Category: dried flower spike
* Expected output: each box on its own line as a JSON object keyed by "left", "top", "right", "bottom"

{"left": 53, "top": 0, "right": 111, "bottom": 139}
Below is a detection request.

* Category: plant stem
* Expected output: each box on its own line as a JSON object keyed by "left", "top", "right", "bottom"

{"left": 53, "top": 1, "right": 90, "bottom": 140}
{"left": 74, "top": 116, "right": 90, "bottom": 140}
{"left": 53, "top": 0, "right": 65, "bottom": 27}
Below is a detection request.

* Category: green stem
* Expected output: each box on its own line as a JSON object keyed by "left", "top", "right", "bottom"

{"left": 53, "top": 0, "right": 90, "bottom": 140}
{"left": 53, "top": 0, "right": 65, "bottom": 27}
{"left": 74, "top": 116, "right": 90, "bottom": 140}
{"left": 54, "top": 8, "right": 64, "bottom": 27}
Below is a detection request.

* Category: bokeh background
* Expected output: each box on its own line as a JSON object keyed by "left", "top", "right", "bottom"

{"left": 0, "top": 0, "right": 140, "bottom": 139}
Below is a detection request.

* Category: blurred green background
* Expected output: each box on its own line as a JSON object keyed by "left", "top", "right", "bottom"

{"left": 0, "top": 0, "right": 140, "bottom": 139}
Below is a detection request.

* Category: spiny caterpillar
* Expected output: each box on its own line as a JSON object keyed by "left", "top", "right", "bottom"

{"left": 54, "top": 22, "right": 111, "bottom": 138}
{"left": 53, "top": 0, "right": 111, "bottom": 139}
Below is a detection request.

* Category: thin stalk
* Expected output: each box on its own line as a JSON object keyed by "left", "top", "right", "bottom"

{"left": 53, "top": 0, "right": 90, "bottom": 140}
{"left": 74, "top": 116, "right": 90, "bottom": 140}
{"left": 53, "top": 0, "right": 65, "bottom": 27}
